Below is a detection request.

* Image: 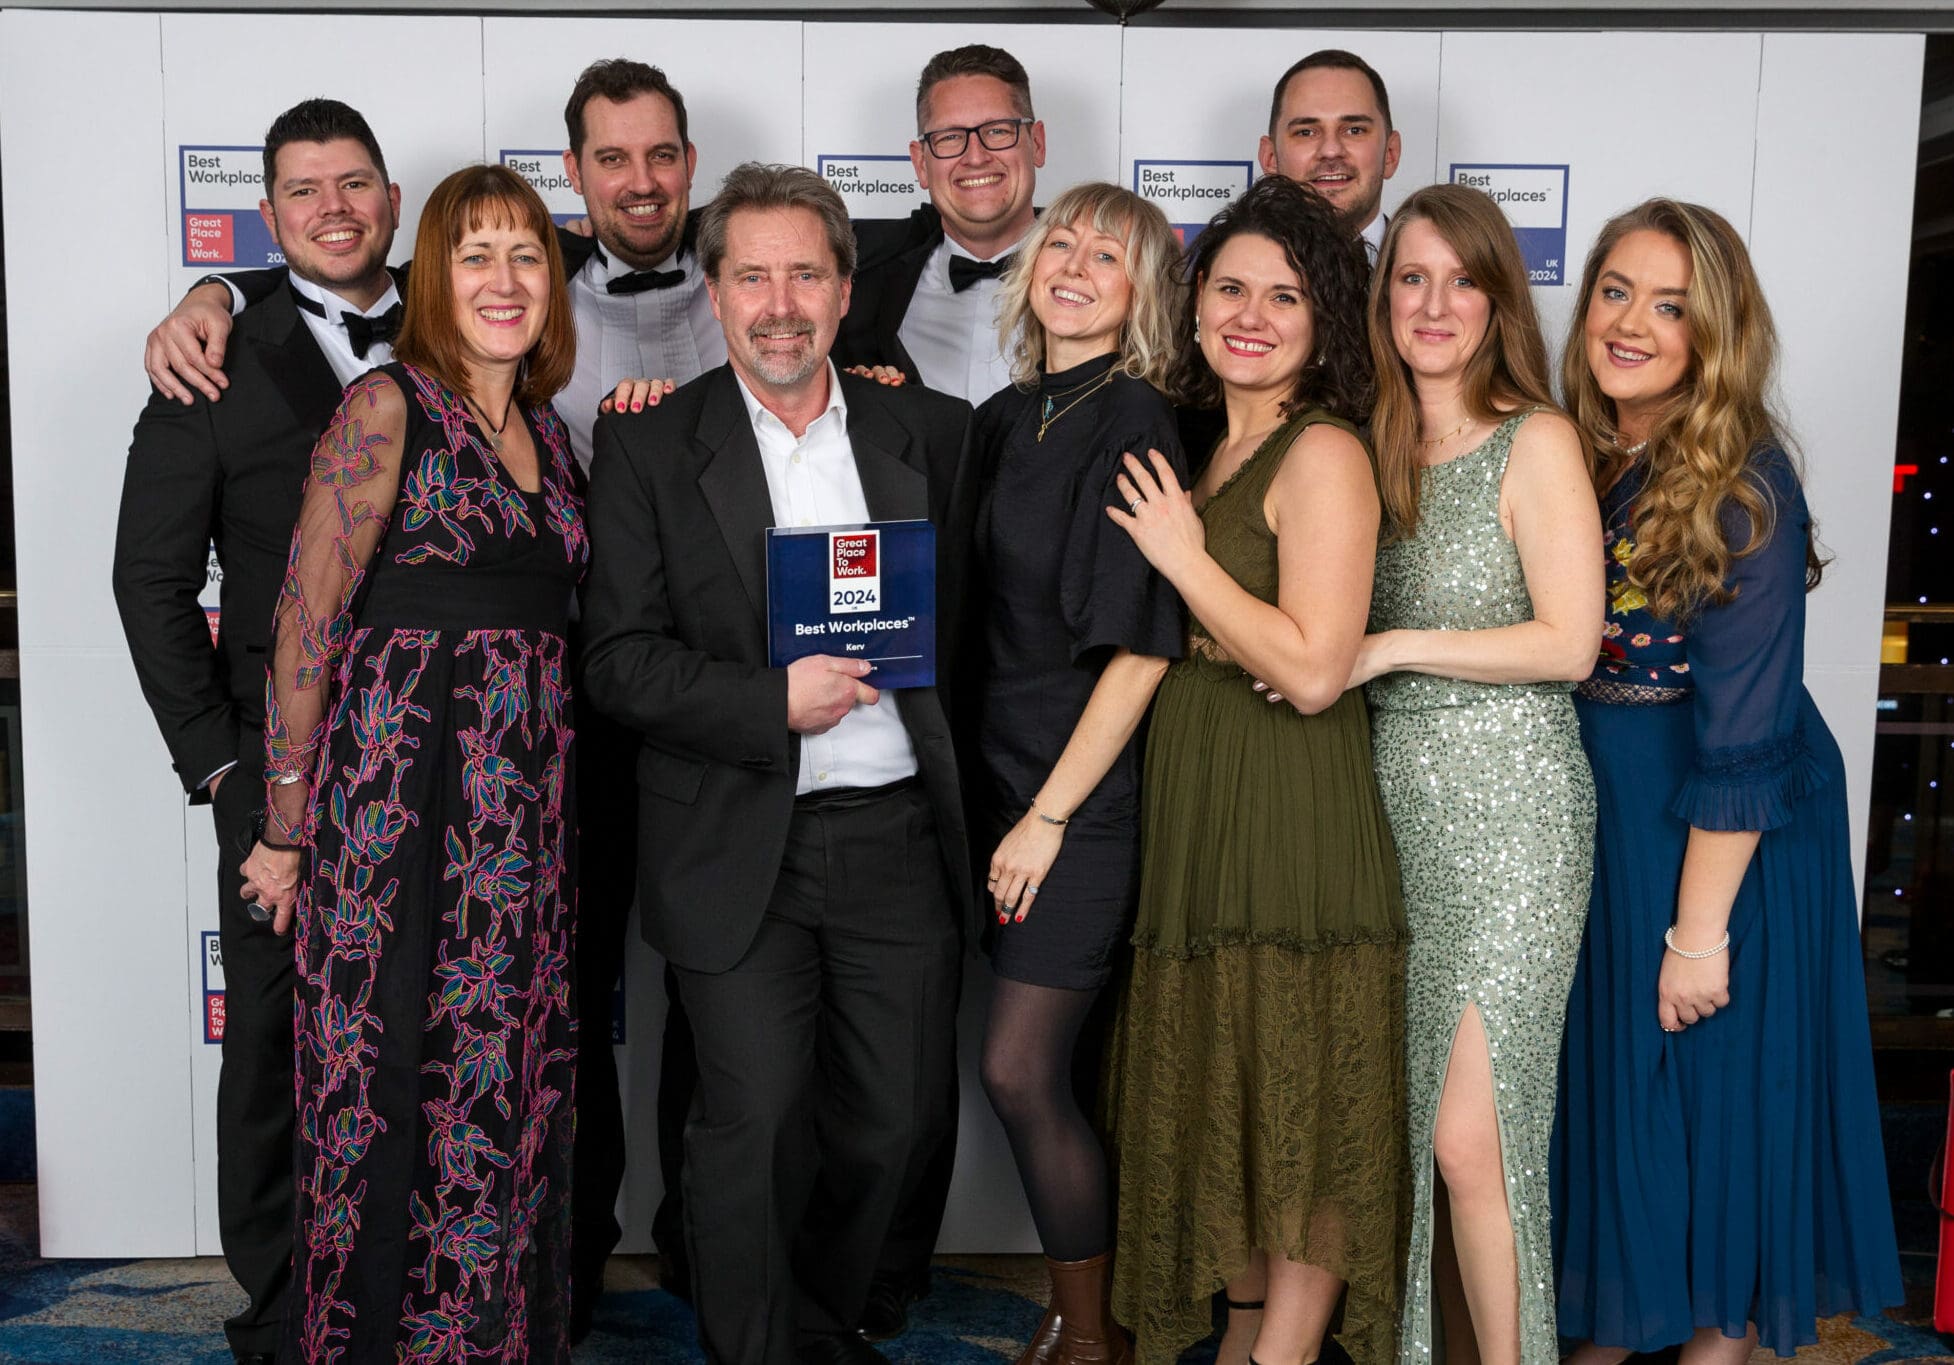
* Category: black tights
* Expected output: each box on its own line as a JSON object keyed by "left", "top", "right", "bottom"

{"left": 979, "top": 976, "right": 1109, "bottom": 1263}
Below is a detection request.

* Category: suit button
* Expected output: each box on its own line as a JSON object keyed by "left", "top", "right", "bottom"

{"left": 815, "top": 771, "right": 829, "bottom": 782}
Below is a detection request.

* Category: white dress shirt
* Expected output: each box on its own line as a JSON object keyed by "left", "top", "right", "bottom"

{"left": 734, "top": 363, "right": 919, "bottom": 796}
{"left": 895, "top": 232, "right": 1025, "bottom": 406}
{"left": 555, "top": 243, "right": 726, "bottom": 473}
{"left": 1362, "top": 210, "right": 1389, "bottom": 264}
{"left": 285, "top": 274, "right": 400, "bottom": 387}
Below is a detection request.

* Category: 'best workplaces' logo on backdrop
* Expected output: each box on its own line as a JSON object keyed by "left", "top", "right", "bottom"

{"left": 829, "top": 530, "right": 881, "bottom": 614}
{"left": 1450, "top": 164, "right": 1570, "bottom": 286}
{"left": 817, "top": 156, "right": 922, "bottom": 218}
{"left": 1132, "top": 161, "right": 1254, "bottom": 248}
{"left": 180, "top": 146, "right": 281, "bottom": 269}
{"left": 499, "top": 150, "right": 583, "bottom": 225}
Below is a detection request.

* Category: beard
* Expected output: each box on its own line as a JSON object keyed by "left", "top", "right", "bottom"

{"left": 742, "top": 317, "right": 822, "bottom": 387}
{"left": 596, "top": 196, "right": 684, "bottom": 269}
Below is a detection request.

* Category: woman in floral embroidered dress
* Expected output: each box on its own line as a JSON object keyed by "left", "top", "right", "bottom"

{"left": 249, "top": 164, "right": 586, "bottom": 1363}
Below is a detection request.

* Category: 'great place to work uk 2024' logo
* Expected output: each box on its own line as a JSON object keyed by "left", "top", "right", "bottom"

{"left": 1450, "top": 164, "right": 1570, "bottom": 286}
{"left": 179, "top": 146, "right": 283, "bottom": 269}
{"left": 829, "top": 530, "right": 881, "bottom": 614}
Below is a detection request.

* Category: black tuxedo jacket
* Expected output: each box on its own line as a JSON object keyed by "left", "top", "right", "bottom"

{"left": 113, "top": 284, "right": 343, "bottom": 799}
{"left": 832, "top": 205, "right": 947, "bottom": 381}
{"left": 580, "top": 366, "right": 979, "bottom": 974}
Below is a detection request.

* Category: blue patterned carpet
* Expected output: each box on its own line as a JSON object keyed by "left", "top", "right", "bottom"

{"left": 0, "top": 1181, "right": 1949, "bottom": 1365}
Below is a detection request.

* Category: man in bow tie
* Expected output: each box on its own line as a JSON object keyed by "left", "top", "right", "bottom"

{"left": 834, "top": 44, "right": 1044, "bottom": 409}
{"left": 112, "top": 98, "right": 401, "bottom": 1365}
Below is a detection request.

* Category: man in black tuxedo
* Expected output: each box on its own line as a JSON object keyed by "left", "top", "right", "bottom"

{"left": 112, "top": 99, "right": 403, "bottom": 1365}
{"left": 834, "top": 44, "right": 1042, "bottom": 409}
{"left": 581, "top": 162, "right": 975, "bottom": 1365}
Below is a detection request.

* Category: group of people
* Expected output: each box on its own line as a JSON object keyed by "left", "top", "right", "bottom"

{"left": 109, "top": 36, "right": 1903, "bottom": 1365}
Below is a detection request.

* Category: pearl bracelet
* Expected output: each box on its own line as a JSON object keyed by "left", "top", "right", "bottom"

{"left": 1663, "top": 926, "right": 1729, "bottom": 959}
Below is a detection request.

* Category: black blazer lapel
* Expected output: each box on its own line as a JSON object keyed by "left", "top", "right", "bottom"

{"left": 845, "top": 383, "right": 928, "bottom": 523}
{"left": 693, "top": 370, "right": 774, "bottom": 625}
{"left": 255, "top": 288, "right": 343, "bottom": 431}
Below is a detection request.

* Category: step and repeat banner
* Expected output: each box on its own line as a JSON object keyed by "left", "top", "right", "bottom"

{"left": 1, "top": 7, "right": 1923, "bottom": 1257}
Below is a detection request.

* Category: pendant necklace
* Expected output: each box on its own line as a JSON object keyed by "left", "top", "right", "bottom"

{"left": 1038, "top": 367, "right": 1118, "bottom": 443}
{"left": 465, "top": 391, "right": 515, "bottom": 454}
{"left": 1418, "top": 415, "right": 1471, "bottom": 446}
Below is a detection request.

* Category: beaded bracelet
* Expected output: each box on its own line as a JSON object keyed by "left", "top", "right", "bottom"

{"left": 1663, "top": 926, "right": 1730, "bottom": 959}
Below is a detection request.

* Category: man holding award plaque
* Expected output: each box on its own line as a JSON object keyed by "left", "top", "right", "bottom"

{"left": 581, "top": 162, "right": 977, "bottom": 1365}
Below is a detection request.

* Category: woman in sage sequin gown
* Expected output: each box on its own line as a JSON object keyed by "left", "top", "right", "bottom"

{"left": 1552, "top": 200, "right": 1900, "bottom": 1364}
{"left": 1351, "top": 185, "right": 1603, "bottom": 1365}
{"left": 1107, "top": 176, "right": 1408, "bottom": 1365}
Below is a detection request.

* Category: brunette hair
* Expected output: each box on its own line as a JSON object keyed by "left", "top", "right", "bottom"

{"left": 697, "top": 162, "right": 856, "bottom": 280}
{"left": 564, "top": 58, "right": 690, "bottom": 157}
{"left": 392, "top": 164, "right": 575, "bottom": 407}
{"left": 1562, "top": 197, "right": 1821, "bottom": 622}
{"left": 1267, "top": 49, "right": 1394, "bottom": 135}
{"left": 262, "top": 98, "right": 388, "bottom": 193}
{"left": 915, "top": 44, "right": 1034, "bottom": 132}
{"left": 1168, "top": 175, "right": 1374, "bottom": 424}
{"left": 1369, "top": 183, "right": 1567, "bottom": 539}
{"left": 993, "top": 182, "right": 1183, "bottom": 391}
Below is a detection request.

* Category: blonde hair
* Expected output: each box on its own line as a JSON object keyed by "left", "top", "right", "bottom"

{"left": 1368, "top": 183, "right": 1570, "bottom": 539}
{"left": 1561, "top": 198, "right": 1819, "bottom": 623}
{"left": 994, "top": 182, "right": 1183, "bottom": 391}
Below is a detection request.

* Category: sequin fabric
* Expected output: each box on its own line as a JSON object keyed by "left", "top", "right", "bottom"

{"left": 1367, "top": 412, "right": 1595, "bottom": 1364}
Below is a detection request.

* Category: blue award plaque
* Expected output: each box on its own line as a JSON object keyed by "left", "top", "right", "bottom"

{"left": 765, "top": 519, "right": 936, "bottom": 689}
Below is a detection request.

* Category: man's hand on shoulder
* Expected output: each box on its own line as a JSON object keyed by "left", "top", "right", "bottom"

{"left": 145, "top": 283, "right": 237, "bottom": 405}
{"left": 787, "top": 655, "right": 878, "bottom": 736}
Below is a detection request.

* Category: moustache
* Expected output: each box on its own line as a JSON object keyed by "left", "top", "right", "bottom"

{"left": 748, "top": 317, "right": 815, "bottom": 342}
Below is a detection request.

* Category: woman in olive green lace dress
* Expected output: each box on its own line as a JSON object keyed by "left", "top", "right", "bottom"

{"left": 1352, "top": 184, "right": 1602, "bottom": 1365}
{"left": 1105, "top": 177, "right": 1408, "bottom": 1365}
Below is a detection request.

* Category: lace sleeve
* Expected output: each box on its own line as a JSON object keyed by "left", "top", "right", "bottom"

{"left": 1668, "top": 449, "right": 1828, "bottom": 832}
{"left": 263, "top": 371, "right": 410, "bottom": 844}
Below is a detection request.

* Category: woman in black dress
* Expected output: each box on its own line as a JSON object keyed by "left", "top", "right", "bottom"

{"left": 974, "top": 181, "right": 1186, "bottom": 1361}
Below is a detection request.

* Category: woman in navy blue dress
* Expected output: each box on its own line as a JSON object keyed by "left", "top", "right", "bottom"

{"left": 1551, "top": 198, "right": 1901, "bottom": 1362}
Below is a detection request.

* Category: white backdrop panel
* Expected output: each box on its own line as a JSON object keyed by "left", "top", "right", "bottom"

{"left": 1434, "top": 32, "right": 1763, "bottom": 346}
{"left": 2, "top": 8, "right": 190, "bottom": 1255}
{"left": 1120, "top": 29, "right": 1442, "bottom": 239}
{"left": 802, "top": 22, "right": 1123, "bottom": 221}
{"left": 1750, "top": 32, "right": 1923, "bottom": 898}
{"left": 483, "top": 18, "right": 803, "bottom": 222}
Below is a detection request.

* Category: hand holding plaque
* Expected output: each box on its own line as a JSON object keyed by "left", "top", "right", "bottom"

{"left": 766, "top": 520, "right": 936, "bottom": 689}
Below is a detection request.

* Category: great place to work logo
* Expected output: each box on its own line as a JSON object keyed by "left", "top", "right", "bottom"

{"left": 1450, "top": 164, "right": 1570, "bottom": 286}
{"left": 817, "top": 155, "right": 923, "bottom": 218}
{"left": 180, "top": 146, "right": 282, "bottom": 269}
{"left": 201, "top": 929, "right": 225, "bottom": 1044}
{"left": 1133, "top": 160, "right": 1254, "bottom": 248}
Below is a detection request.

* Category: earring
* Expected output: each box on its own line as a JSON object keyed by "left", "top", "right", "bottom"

{"left": 1193, "top": 316, "right": 1202, "bottom": 345}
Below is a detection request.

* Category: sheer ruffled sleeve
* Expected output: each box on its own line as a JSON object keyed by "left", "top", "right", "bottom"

{"left": 263, "top": 370, "right": 410, "bottom": 844}
{"left": 1669, "top": 448, "right": 1830, "bottom": 832}
{"left": 1057, "top": 416, "right": 1189, "bottom": 665}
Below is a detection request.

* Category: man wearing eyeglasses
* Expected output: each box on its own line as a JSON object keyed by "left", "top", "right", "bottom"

{"left": 836, "top": 44, "right": 1044, "bottom": 407}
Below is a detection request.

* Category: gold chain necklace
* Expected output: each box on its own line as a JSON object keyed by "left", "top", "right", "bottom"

{"left": 1418, "top": 415, "right": 1472, "bottom": 446}
{"left": 1037, "top": 367, "right": 1118, "bottom": 443}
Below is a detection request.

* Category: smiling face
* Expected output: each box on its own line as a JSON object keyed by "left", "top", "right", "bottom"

{"left": 1258, "top": 65, "right": 1400, "bottom": 233}
{"left": 910, "top": 74, "right": 1044, "bottom": 256}
{"left": 1583, "top": 228, "right": 1694, "bottom": 440}
{"left": 563, "top": 92, "right": 696, "bottom": 270}
{"left": 707, "top": 205, "right": 851, "bottom": 394}
{"left": 449, "top": 217, "right": 552, "bottom": 374}
{"left": 1028, "top": 218, "right": 1135, "bottom": 371}
{"left": 1198, "top": 232, "right": 1315, "bottom": 407}
{"left": 259, "top": 137, "right": 400, "bottom": 310}
{"left": 1388, "top": 216, "right": 1492, "bottom": 384}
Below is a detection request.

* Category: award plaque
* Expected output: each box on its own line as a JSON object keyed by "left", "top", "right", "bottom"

{"left": 765, "top": 519, "right": 937, "bottom": 689}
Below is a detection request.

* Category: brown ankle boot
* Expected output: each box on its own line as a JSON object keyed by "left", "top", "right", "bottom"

{"left": 1014, "top": 1298, "right": 1062, "bottom": 1365}
{"left": 1047, "top": 1252, "right": 1132, "bottom": 1365}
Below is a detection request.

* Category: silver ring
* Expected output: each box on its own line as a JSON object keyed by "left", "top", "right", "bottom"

{"left": 248, "top": 901, "right": 272, "bottom": 923}
{"left": 1128, "top": 498, "right": 1143, "bottom": 515}
{"left": 1025, "top": 884, "right": 1040, "bottom": 895}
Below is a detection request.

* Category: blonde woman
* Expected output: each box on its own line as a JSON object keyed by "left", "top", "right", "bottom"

{"left": 1552, "top": 199, "right": 1901, "bottom": 1363}
{"left": 972, "top": 181, "right": 1185, "bottom": 1361}
{"left": 1353, "top": 183, "right": 1602, "bottom": 1365}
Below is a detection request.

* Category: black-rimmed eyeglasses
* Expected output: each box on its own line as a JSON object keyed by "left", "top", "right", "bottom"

{"left": 919, "top": 118, "right": 1035, "bottom": 160}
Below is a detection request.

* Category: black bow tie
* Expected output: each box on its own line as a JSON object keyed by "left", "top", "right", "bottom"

{"left": 949, "top": 253, "right": 1015, "bottom": 293}
{"left": 608, "top": 266, "right": 687, "bottom": 296}
{"left": 293, "top": 287, "right": 403, "bottom": 359}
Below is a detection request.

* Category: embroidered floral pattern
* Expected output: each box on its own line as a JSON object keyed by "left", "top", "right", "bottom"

{"left": 1595, "top": 521, "right": 1688, "bottom": 687}
{"left": 271, "top": 363, "right": 584, "bottom": 1363}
